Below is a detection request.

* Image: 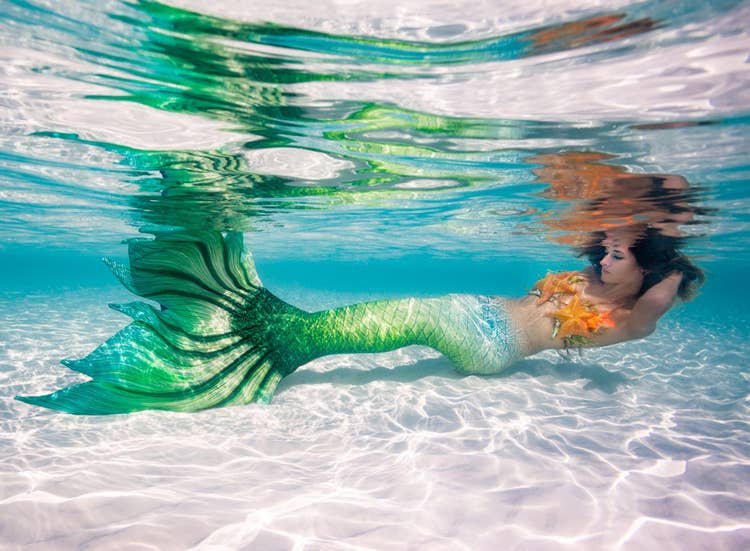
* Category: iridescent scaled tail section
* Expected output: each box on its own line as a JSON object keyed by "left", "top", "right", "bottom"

{"left": 17, "top": 232, "right": 521, "bottom": 415}
{"left": 16, "top": 231, "right": 304, "bottom": 414}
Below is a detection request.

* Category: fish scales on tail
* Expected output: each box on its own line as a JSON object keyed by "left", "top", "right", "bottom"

{"left": 17, "top": 232, "right": 520, "bottom": 414}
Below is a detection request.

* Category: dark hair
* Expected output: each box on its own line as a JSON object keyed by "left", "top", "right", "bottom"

{"left": 577, "top": 227, "right": 705, "bottom": 300}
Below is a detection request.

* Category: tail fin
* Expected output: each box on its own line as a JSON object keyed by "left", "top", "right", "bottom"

{"left": 17, "top": 231, "right": 301, "bottom": 414}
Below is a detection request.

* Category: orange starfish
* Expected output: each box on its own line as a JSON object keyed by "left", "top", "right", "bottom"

{"left": 586, "top": 310, "right": 615, "bottom": 332}
{"left": 532, "top": 271, "right": 581, "bottom": 304}
{"left": 549, "top": 295, "right": 597, "bottom": 341}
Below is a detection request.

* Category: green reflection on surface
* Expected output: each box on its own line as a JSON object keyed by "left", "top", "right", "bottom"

{"left": 20, "top": 0, "right": 667, "bottom": 237}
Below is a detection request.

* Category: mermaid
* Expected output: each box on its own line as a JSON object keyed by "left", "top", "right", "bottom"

{"left": 16, "top": 225, "right": 704, "bottom": 415}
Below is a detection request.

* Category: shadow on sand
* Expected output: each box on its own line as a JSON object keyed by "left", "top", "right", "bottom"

{"left": 279, "top": 353, "right": 629, "bottom": 395}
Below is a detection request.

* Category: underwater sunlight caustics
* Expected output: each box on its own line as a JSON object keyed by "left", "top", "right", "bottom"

{"left": 3, "top": 0, "right": 750, "bottom": 547}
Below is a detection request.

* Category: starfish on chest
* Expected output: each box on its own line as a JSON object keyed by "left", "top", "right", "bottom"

{"left": 530, "top": 271, "right": 615, "bottom": 347}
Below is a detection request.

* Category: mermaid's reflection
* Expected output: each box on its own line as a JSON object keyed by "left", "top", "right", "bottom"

{"left": 530, "top": 151, "right": 710, "bottom": 243}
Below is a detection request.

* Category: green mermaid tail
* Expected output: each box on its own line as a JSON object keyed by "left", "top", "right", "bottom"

{"left": 16, "top": 231, "right": 296, "bottom": 414}
{"left": 17, "top": 231, "right": 521, "bottom": 414}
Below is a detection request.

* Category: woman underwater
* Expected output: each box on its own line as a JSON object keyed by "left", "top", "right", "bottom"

{"left": 17, "top": 222, "right": 704, "bottom": 415}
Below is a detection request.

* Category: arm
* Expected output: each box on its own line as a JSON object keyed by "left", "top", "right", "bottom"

{"left": 614, "top": 271, "right": 683, "bottom": 342}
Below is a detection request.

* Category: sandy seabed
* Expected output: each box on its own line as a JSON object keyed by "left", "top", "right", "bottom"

{"left": 2, "top": 288, "right": 749, "bottom": 550}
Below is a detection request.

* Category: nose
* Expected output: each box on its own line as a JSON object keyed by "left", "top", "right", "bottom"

{"left": 600, "top": 255, "right": 611, "bottom": 269}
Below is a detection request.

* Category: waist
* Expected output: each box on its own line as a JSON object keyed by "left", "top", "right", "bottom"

{"left": 504, "top": 295, "right": 583, "bottom": 354}
{"left": 471, "top": 295, "right": 527, "bottom": 367}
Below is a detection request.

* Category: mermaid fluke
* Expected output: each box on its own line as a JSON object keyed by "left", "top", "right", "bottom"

{"left": 16, "top": 231, "right": 305, "bottom": 414}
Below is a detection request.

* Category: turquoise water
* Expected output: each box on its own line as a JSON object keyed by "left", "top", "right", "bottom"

{"left": 2, "top": 0, "right": 749, "bottom": 548}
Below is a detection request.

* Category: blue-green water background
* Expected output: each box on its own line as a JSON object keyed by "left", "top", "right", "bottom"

{"left": 1, "top": 0, "right": 748, "bottom": 306}
{"left": 1, "top": 0, "right": 750, "bottom": 548}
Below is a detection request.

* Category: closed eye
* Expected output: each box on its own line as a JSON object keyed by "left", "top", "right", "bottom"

{"left": 605, "top": 247, "right": 625, "bottom": 260}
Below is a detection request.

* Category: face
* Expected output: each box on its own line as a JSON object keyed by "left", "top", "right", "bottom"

{"left": 599, "top": 233, "right": 643, "bottom": 285}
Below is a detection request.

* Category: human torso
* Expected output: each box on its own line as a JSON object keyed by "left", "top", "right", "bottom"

{"left": 503, "top": 268, "right": 636, "bottom": 356}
